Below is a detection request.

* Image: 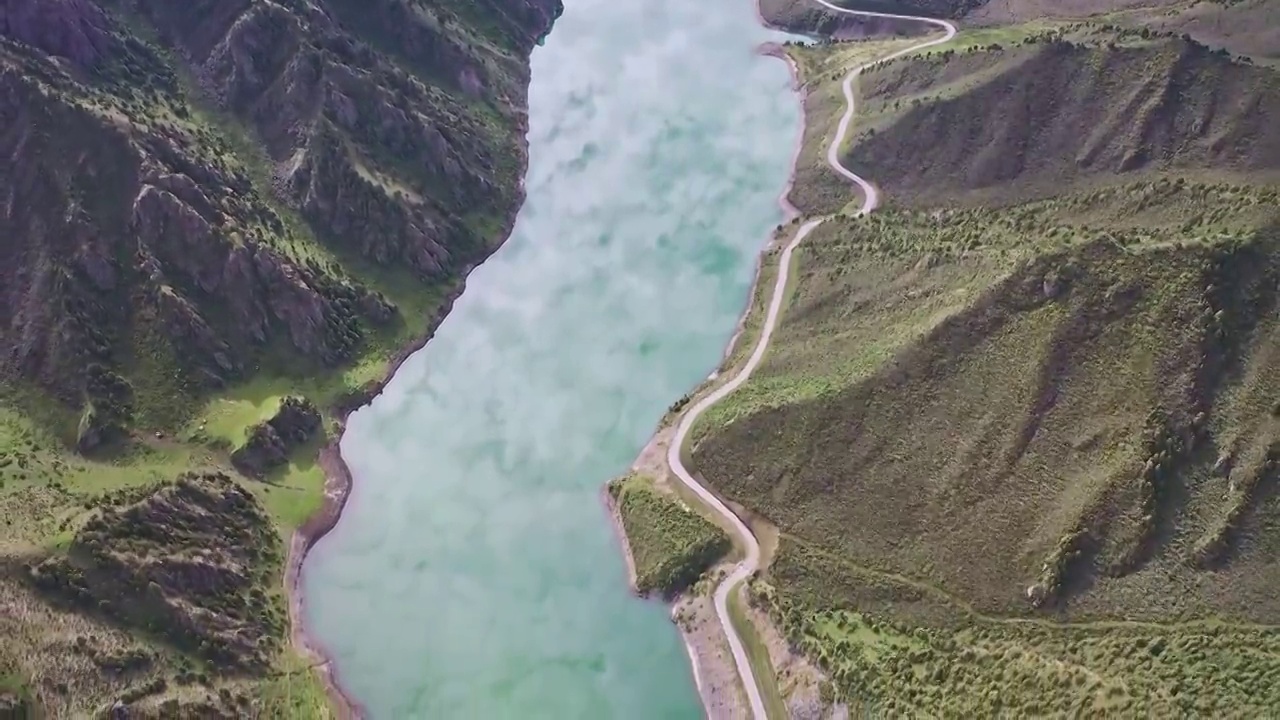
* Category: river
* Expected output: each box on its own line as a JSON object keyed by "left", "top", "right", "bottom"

{"left": 301, "top": 0, "right": 800, "bottom": 716}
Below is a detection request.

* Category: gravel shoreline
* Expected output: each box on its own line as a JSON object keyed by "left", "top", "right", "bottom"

{"left": 601, "top": 484, "right": 641, "bottom": 592}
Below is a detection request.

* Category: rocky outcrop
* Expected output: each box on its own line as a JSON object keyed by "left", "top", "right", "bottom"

{"left": 132, "top": 179, "right": 399, "bottom": 369}
{"left": 115, "top": 0, "right": 563, "bottom": 274}
{"left": 0, "top": 0, "right": 561, "bottom": 451}
{"left": 231, "top": 397, "right": 323, "bottom": 479}
{"left": 76, "top": 364, "right": 135, "bottom": 453}
{"left": 289, "top": 125, "right": 461, "bottom": 277}
{"left": 0, "top": 0, "right": 113, "bottom": 68}
{"left": 30, "top": 473, "right": 285, "bottom": 672}
{"left": 0, "top": 58, "right": 397, "bottom": 429}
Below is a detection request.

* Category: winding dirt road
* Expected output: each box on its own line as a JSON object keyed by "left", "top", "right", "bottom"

{"left": 665, "top": 6, "right": 957, "bottom": 718}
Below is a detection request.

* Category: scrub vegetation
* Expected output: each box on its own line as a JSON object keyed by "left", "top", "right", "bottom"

{"left": 0, "top": 0, "right": 560, "bottom": 714}
{"left": 609, "top": 474, "right": 731, "bottom": 599}
{"left": 689, "top": 15, "right": 1280, "bottom": 716}
{"left": 755, "top": 554, "right": 1280, "bottom": 717}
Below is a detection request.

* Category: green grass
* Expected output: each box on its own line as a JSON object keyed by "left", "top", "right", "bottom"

{"left": 1, "top": 21, "right": 459, "bottom": 715}
{"left": 609, "top": 474, "right": 732, "bottom": 597}
{"left": 254, "top": 445, "right": 330, "bottom": 533}
{"left": 0, "top": 379, "right": 324, "bottom": 549}
{"left": 782, "top": 36, "right": 927, "bottom": 216}
{"left": 727, "top": 582, "right": 789, "bottom": 720}
{"left": 932, "top": 23, "right": 1049, "bottom": 51}
{"left": 196, "top": 389, "right": 287, "bottom": 448}
{"left": 717, "top": 234, "right": 785, "bottom": 390}
{"left": 692, "top": 43, "right": 1280, "bottom": 443}
{"left": 696, "top": 232, "right": 1280, "bottom": 619}
{"left": 140, "top": 76, "right": 454, "bottom": 454}
{"left": 0, "top": 400, "right": 216, "bottom": 551}
{"left": 257, "top": 653, "right": 336, "bottom": 719}
{"left": 762, "top": 537, "right": 1280, "bottom": 716}
{"left": 122, "top": 310, "right": 204, "bottom": 432}
{"left": 0, "top": 0, "right": 552, "bottom": 714}
{"left": 691, "top": 227, "right": 1003, "bottom": 443}
{"left": 0, "top": 670, "right": 32, "bottom": 705}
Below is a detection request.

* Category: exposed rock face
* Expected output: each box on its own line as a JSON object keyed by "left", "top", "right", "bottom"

{"left": 230, "top": 396, "right": 323, "bottom": 478}
{"left": 76, "top": 364, "right": 135, "bottom": 453}
{"left": 116, "top": 0, "right": 564, "bottom": 274}
{"left": 0, "top": 0, "right": 113, "bottom": 67}
{"left": 0, "top": 70, "right": 393, "bottom": 408}
{"left": 0, "top": 0, "right": 559, "bottom": 448}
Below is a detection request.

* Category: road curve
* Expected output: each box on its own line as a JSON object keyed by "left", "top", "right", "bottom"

{"left": 665, "top": 6, "right": 957, "bottom": 719}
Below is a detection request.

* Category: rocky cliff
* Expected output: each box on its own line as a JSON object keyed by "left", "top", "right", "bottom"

{"left": 1, "top": 0, "right": 559, "bottom": 441}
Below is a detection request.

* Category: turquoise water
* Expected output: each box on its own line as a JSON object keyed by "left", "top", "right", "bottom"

{"left": 301, "top": 0, "right": 800, "bottom": 716}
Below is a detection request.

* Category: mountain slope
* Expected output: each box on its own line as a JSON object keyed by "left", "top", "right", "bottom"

{"left": 0, "top": 0, "right": 559, "bottom": 715}
{"left": 3, "top": 0, "right": 560, "bottom": 433}
{"left": 691, "top": 23, "right": 1280, "bottom": 716}
{"left": 699, "top": 230, "right": 1280, "bottom": 621}
{"left": 849, "top": 35, "right": 1280, "bottom": 206}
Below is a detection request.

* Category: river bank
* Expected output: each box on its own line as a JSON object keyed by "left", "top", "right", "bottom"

{"left": 609, "top": 301, "right": 834, "bottom": 720}
{"left": 598, "top": 32, "right": 824, "bottom": 716}
{"left": 601, "top": 5, "right": 958, "bottom": 717}
{"left": 760, "top": 42, "right": 805, "bottom": 222}
{"left": 285, "top": 216, "right": 519, "bottom": 716}
{"left": 297, "top": 0, "right": 801, "bottom": 714}
{"left": 608, "top": 428, "right": 748, "bottom": 720}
